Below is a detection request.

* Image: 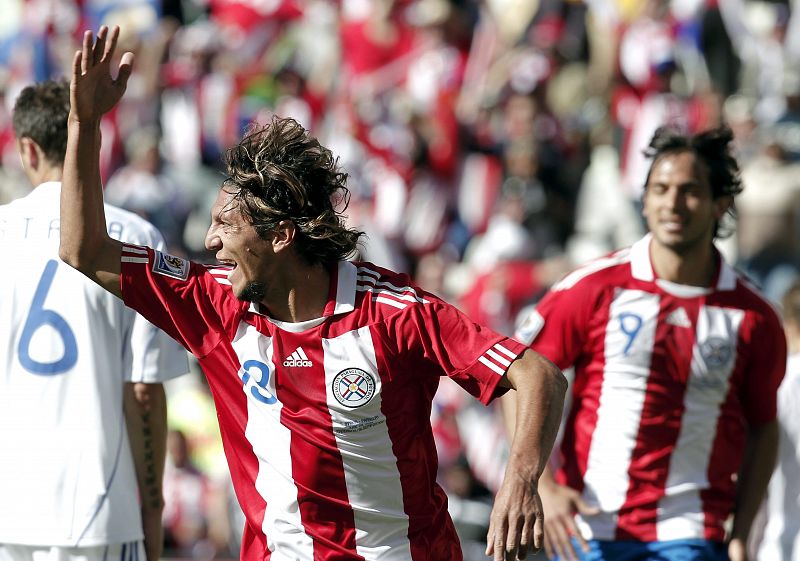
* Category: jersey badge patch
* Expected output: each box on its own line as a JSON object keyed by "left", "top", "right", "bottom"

{"left": 694, "top": 337, "right": 735, "bottom": 389}
{"left": 515, "top": 309, "right": 545, "bottom": 345}
{"left": 153, "top": 251, "right": 189, "bottom": 281}
{"left": 699, "top": 336, "right": 733, "bottom": 370}
{"left": 332, "top": 368, "right": 376, "bottom": 408}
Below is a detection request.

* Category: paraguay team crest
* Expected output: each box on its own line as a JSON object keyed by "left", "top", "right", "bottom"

{"left": 153, "top": 251, "right": 190, "bottom": 280}
{"left": 332, "top": 368, "right": 376, "bottom": 408}
{"left": 699, "top": 336, "right": 733, "bottom": 370}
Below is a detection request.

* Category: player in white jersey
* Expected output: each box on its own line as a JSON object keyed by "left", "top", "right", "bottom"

{"left": 757, "top": 282, "right": 800, "bottom": 561}
{"left": 513, "top": 126, "right": 786, "bottom": 561}
{"left": 57, "top": 27, "right": 568, "bottom": 561}
{"left": 0, "top": 79, "right": 188, "bottom": 561}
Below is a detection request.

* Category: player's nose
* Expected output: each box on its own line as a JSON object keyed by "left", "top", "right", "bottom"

{"left": 205, "top": 226, "right": 221, "bottom": 251}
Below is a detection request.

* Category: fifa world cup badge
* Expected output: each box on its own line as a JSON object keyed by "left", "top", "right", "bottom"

{"left": 153, "top": 251, "right": 190, "bottom": 281}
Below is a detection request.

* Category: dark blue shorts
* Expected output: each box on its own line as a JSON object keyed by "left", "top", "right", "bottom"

{"left": 554, "top": 538, "right": 729, "bottom": 561}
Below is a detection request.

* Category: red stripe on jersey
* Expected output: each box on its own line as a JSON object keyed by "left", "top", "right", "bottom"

{"left": 559, "top": 296, "right": 613, "bottom": 493}
{"left": 615, "top": 299, "right": 698, "bottom": 541}
{"left": 370, "top": 325, "right": 463, "bottom": 561}
{"left": 200, "top": 351, "right": 270, "bottom": 561}
{"left": 273, "top": 334, "right": 362, "bottom": 559}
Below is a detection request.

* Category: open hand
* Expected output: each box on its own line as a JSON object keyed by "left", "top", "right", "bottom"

{"left": 540, "top": 481, "right": 599, "bottom": 561}
{"left": 70, "top": 26, "right": 134, "bottom": 123}
{"left": 486, "top": 472, "right": 544, "bottom": 560}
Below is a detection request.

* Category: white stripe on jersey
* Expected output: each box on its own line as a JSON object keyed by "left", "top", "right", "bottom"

{"left": 356, "top": 267, "right": 381, "bottom": 281}
{"left": 485, "top": 348, "right": 512, "bottom": 368}
{"left": 323, "top": 327, "right": 413, "bottom": 560}
{"left": 356, "top": 275, "right": 429, "bottom": 305}
{"left": 577, "top": 290, "right": 661, "bottom": 540}
{"left": 232, "top": 324, "right": 313, "bottom": 559}
{"left": 552, "top": 249, "right": 631, "bottom": 292}
{"left": 122, "top": 245, "right": 148, "bottom": 255}
{"left": 207, "top": 268, "right": 233, "bottom": 285}
{"left": 493, "top": 343, "right": 517, "bottom": 360}
{"left": 656, "top": 305, "right": 743, "bottom": 540}
{"left": 478, "top": 343, "right": 518, "bottom": 376}
{"left": 121, "top": 245, "right": 150, "bottom": 263}
{"left": 478, "top": 356, "right": 505, "bottom": 375}
{"left": 375, "top": 295, "right": 407, "bottom": 309}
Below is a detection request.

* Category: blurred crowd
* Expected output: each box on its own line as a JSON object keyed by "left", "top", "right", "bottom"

{"left": 2, "top": 0, "right": 800, "bottom": 558}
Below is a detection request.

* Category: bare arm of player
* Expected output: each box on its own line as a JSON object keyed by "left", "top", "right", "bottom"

{"left": 500, "top": 384, "right": 597, "bottom": 561}
{"left": 486, "top": 349, "right": 567, "bottom": 561}
{"left": 124, "top": 382, "right": 168, "bottom": 561}
{"left": 59, "top": 26, "right": 134, "bottom": 297}
{"left": 728, "top": 419, "right": 779, "bottom": 561}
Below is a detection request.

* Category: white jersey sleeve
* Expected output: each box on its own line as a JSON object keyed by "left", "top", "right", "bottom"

{"left": 106, "top": 205, "right": 189, "bottom": 383}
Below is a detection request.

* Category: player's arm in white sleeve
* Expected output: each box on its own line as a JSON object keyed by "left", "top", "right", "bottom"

{"left": 59, "top": 26, "right": 133, "bottom": 297}
{"left": 124, "top": 382, "right": 167, "bottom": 561}
{"left": 486, "top": 349, "right": 567, "bottom": 561}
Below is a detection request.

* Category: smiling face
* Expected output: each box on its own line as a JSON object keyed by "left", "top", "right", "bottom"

{"left": 642, "top": 150, "right": 731, "bottom": 255}
{"left": 204, "top": 186, "right": 273, "bottom": 302}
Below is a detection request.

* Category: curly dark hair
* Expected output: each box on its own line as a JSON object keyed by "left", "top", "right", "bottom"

{"left": 224, "top": 116, "right": 364, "bottom": 266}
{"left": 643, "top": 125, "right": 744, "bottom": 238}
{"left": 12, "top": 79, "right": 70, "bottom": 165}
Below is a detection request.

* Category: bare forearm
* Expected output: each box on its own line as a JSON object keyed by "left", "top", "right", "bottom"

{"left": 124, "top": 383, "right": 168, "bottom": 512}
{"left": 505, "top": 350, "right": 567, "bottom": 481}
{"left": 125, "top": 382, "right": 168, "bottom": 561}
{"left": 731, "top": 420, "right": 779, "bottom": 543}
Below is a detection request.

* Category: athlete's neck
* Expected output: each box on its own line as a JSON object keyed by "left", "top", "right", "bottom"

{"left": 262, "top": 263, "right": 331, "bottom": 323}
{"left": 649, "top": 239, "right": 717, "bottom": 287}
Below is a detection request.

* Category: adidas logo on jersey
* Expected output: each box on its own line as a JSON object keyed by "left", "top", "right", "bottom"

{"left": 283, "top": 347, "right": 312, "bottom": 367}
{"left": 665, "top": 306, "right": 691, "bottom": 328}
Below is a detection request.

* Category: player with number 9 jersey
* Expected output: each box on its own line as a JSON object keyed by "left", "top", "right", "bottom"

{"left": 515, "top": 234, "right": 786, "bottom": 544}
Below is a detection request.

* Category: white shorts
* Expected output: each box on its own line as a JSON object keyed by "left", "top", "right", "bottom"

{"left": 0, "top": 542, "right": 144, "bottom": 561}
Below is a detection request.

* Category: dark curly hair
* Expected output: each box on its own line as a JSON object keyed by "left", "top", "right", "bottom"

{"left": 643, "top": 125, "right": 744, "bottom": 238}
{"left": 12, "top": 79, "right": 70, "bottom": 165}
{"left": 224, "top": 116, "right": 364, "bottom": 266}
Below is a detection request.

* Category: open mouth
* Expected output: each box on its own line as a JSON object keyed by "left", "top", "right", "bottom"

{"left": 218, "top": 258, "right": 237, "bottom": 270}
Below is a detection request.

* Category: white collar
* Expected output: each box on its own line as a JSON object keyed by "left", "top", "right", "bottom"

{"left": 629, "top": 234, "right": 737, "bottom": 295}
{"left": 247, "top": 260, "right": 358, "bottom": 328}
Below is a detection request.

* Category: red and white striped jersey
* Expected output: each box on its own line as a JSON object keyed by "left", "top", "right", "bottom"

{"left": 515, "top": 235, "right": 786, "bottom": 543}
{"left": 119, "top": 245, "right": 525, "bottom": 560}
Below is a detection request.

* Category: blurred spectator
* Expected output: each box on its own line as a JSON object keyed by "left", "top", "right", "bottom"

{"left": 735, "top": 136, "right": 800, "bottom": 302}
{"left": 105, "top": 126, "right": 193, "bottom": 254}
{"left": 566, "top": 122, "right": 645, "bottom": 265}
{"left": 163, "top": 429, "right": 221, "bottom": 559}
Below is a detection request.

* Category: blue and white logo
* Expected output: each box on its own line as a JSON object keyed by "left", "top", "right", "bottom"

{"left": 153, "top": 251, "right": 189, "bottom": 281}
{"left": 332, "top": 368, "right": 376, "bottom": 408}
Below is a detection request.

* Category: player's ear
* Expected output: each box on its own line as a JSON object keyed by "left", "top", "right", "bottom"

{"left": 713, "top": 195, "right": 733, "bottom": 220}
{"left": 17, "top": 137, "right": 39, "bottom": 171}
{"left": 272, "top": 220, "right": 296, "bottom": 252}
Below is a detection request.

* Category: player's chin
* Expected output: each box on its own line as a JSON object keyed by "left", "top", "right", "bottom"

{"left": 237, "top": 280, "right": 267, "bottom": 303}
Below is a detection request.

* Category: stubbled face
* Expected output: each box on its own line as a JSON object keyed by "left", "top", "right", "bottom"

{"left": 642, "top": 151, "right": 730, "bottom": 254}
{"left": 204, "top": 187, "right": 270, "bottom": 302}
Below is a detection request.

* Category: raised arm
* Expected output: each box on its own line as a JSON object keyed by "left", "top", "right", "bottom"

{"left": 487, "top": 349, "right": 567, "bottom": 560}
{"left": 59, "top": 26, "right": 134, "bottom": 297}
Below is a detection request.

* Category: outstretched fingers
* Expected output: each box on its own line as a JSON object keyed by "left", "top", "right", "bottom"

{"left": 117, "top": 50, "right": 134, "bottom": 88}
{"left": 92, "top": 25, "right": 107, "bottom": 65}
{"left": 72, "top": 49, "right": 82, "bottom": 82}
{"left": 80, "top": 30, "right": 92, "bottom": 75}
